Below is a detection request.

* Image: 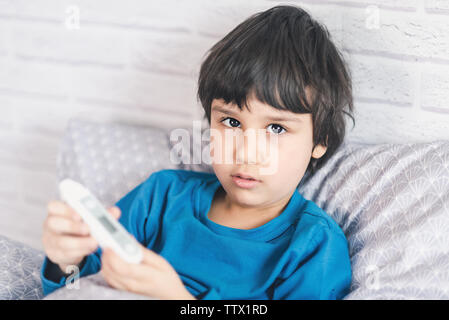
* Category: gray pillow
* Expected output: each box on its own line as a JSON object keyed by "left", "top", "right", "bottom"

{"left": 0, "top": 235, "right": 45, "bottom": 300}
{"left": 297, "top": 140, "right": 449, "bottom": 299}
{"left": 43, "top": 273, "right": 155, "bottom": 300}
{"left": 57, "top": 118, "right": 181, "bottom": 208}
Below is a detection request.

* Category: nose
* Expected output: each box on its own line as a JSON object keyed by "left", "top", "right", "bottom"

{"left": 235, "top": 128, "right": 271, "bottom": 165}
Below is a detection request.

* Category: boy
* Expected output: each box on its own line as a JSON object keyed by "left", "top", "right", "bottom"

{"left": 41, "top": 5, "right": 354, "bottom": 299}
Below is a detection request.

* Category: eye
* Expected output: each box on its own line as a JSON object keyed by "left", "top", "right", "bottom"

{"left": 221, "top": 117, "right": 241, "bottom": 128}
{"left": 220, "top": 117, "right": 287, "bottom": 135}
{"left": 267, "top": 124, "right": 286, "bottom": 135}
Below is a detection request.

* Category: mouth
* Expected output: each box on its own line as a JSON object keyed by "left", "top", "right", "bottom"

{"left": 231, "top": 173, "right": 260, "bottom": 181}
{"left": 230, "top": 173, "right": 261, "bottom": 189}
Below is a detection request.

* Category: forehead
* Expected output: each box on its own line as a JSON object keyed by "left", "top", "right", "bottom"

{"left": 211, "top": 98, "right": 309, "bottom": 123}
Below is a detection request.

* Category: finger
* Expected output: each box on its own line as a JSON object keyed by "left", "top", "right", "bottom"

{"left": 102, "top": 248, "right": 161, "bottom": 288}
{"left": 101, "top": 266, "right": 127, "bottom": 291}
{"left": 101, "top": 248, "right": 129, "bottom": 276}
{"left": 46, "top": 216, "right": 90, "bottom": 236}
{"left": 54, "top": 248, "right": 91, "bottom": 265}
{"left": 66, "top": 247, "right": 99, "bottom": 261}
{"left": 46, "top": 242, "right": 94, "bottom": 265}
{"left": 101, "top": 263, "right": 147, "bottom": 295}
{"left": 55, "top": 234, "right": 98, "bottom": 251}
{"left": 53, "top": 245, "right": 98, "bottom": 264}
{"left": 48, "top": 200, "right": 82, "bottom": 222}
{"left": 141, "top": 246, "right": 167, "bottom": 269}
{"left": 102, "top": 248, "right": 150, "bottom": 280}
{"left": 108, "top": 206, "right": 121, "bottom": 220}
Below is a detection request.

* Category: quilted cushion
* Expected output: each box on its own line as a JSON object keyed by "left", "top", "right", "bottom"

{"left": 43, "top": 273, "right": 154, "bottom": 300}
{"left": 299, "top": 140, "right": 449, "bottom": 299}
{"left": 0, "top": 235, "right": 45, "bottom": 299}
{"left": 57, "top": 118, "right": 181, "bottom": 208}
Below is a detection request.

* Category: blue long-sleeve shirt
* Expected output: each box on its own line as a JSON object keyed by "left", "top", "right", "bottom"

{"left": 41, "top": 169, "right": 352, "bottom": 299}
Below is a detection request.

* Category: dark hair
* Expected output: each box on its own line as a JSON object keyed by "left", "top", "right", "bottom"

{"left": 197, "top": 5, "right": 355, "bottom": 176}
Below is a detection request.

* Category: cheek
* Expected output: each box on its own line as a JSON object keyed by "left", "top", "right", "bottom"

{"left": 209, "top": 129, "right": 226, "bottom": 164}
{"left": 267, "top": 137, "right": 312, "bottom": 171}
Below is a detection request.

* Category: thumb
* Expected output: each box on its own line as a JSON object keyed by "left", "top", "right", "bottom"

{"left": 108, "top": 206, "right": 121, "bottom": 220}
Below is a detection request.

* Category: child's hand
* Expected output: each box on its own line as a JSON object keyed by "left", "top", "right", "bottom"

{"left": 100, "top": 245, "right": 196, "bottom": 300}
{"left": 42, "top": 200, "right": 121, "bottom": 274}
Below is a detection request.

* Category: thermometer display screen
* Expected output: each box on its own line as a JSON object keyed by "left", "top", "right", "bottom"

{"left": 98, "top": 216, "right": 117, "bottom": 234}
{"left": 80, "top": 195, "right": 117, "bottom": 233}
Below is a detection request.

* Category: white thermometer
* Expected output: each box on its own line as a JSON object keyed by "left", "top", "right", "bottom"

{"left": 59, "top": 178, "right": 143, "bottom": 264}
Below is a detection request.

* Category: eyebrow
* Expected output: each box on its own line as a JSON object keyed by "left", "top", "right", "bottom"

{"left": 211, "top": 105, "right": 303, "bottom": 123}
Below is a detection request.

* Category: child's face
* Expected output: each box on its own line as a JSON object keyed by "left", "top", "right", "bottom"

{"left": 209, "top": 95, "right": 327, "bottom": 208}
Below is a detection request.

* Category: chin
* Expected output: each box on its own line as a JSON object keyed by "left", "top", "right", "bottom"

{"left": 225, "top": 185, "right": 263, "bottom": 205}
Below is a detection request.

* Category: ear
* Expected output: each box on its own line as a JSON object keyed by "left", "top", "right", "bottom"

{"left": 311, "top": 143, "right": 327, "bottom": 159}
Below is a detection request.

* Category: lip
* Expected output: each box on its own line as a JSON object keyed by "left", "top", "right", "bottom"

{"left": 231, "top": 173, "right": 261, "bottom": 189}
{"left": 231, "top": 172, "right": 260, "bottom": 181}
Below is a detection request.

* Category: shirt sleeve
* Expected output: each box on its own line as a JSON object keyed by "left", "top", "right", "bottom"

{"left": 40, "top": 172, "right": 159, "bottom": 297}
{"left": 272, "top": 226, "right": 352, "bottom": 300}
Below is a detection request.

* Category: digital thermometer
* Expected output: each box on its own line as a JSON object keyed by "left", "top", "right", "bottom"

{"left": 59, "top": 178, "right": 143, "bottom": 264}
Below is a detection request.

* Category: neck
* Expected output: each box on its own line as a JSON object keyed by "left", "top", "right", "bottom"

{"left": 220, "top": 189, "right": 292, "bottom": 224}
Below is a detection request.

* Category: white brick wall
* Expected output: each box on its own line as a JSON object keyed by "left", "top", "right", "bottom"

{"left": 0, "top": 0, "right": 448, "bottom": 249}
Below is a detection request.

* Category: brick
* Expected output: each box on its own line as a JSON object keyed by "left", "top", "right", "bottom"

{"left": 0, "top": 130, "right": 60, "bottom": 171}
{"left": 341, "top": 7, "right": 449, "bottom": 62}
{"left": 129, "top": 32, "right": 213, "bottom": 78}
{"left": 74, "top": 0, "right": 191, "bottom": 31}
{"left": 0, "top": 95, "right": 71, "bottom": 136}
{"left": 16, "top": 109, "right": 67, "bottom": 138}
{"left": 1, "top": 56, "right": 198, "bottom": 116}
{"left": 425, "top": 0, "right": 449, "bottom": 13}
{"left": 0, "top": 165, "right": 22, "bottom": 201}
{"left": 69, "top": 67, "right": 198, "bottom": 116}
{"left": 0, "top": 20, "right": 9, "bottom": 55}
{"left": 11, "top": 21, "right": 128, "bottom": 67}
{"left": 3, "top": 0, "right": 191, "bottom": 31}
{"left": 0, "top": 56, "right": 69, "bottom": 98}
{"left": 185, "top": 1, "right": 276, "bottom": 38}
{"left": 0, "top": 92, "right": 195, "bottom": 137}
{"left": 71, "top": 99, "right": 195, "bottom": 130}
{"left": 0, "top": 93, "right": 190, "bottom": 137}
{"left": 0, "top": 0, "right": 66, "bottom": 21}
{"left": 347, "top": 101, "right": 449, "bottom": 144}
{"left": 317, "top": 0, "right": 420, "bottom": 11}
{"left": 0, "top": 96, "right": 15, "bottom": 132}
{"left": 421, "top": 64, "right": 449, "bottom": 112}
{"left": 348, "top": 53, "right": 414, "bottom": 105}
{"left": 189, "top": 1, "right": 343, "bottom": 41}
{"left": 20, "top": 169, "right": 59, "bottom": 207}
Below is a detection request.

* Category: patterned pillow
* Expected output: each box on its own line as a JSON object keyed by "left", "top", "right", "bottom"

{"left": 0, "top": 235, "right": 45, "bottom": 300}
{"left": 297, "top": 140, "right": 449, "bottom": 299}
{"left": 57, "top": 118, "right": 181, "bottom": 208}
{"left": 43, "top": 273, "right": 154, "bottom": 300}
